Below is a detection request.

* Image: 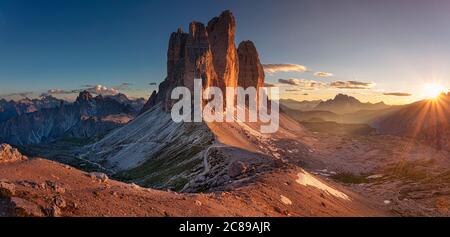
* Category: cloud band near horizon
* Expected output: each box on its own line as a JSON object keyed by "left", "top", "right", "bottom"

{"left": 383, "top": 92, "right": 412, "bottom": 96}
{"left": 277, "top": 78, "right": 375, "bottom": 90}
{"left": 262, "top": 64, "right": 307, "bottom": 74}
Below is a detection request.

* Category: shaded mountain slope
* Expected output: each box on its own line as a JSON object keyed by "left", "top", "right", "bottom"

{"left": 373, "top": 93, "right": 450, "bottom": 150}
{"left": 280, "top": 99, "right": 322, "bottom": 111}
{"left": 84, "top": 103, "right": 215, "bottom": 191}
{"left": 281, "top": 103, "right": 399, "bottom": 125}
{"left": 0, "top": 91, "right": 136, "bottom": 145}
{"left": 84, "top": 95, "right": 324, "bottom": 194}
{"left": 105, "top": 93, "right": 146, "bottom": 114}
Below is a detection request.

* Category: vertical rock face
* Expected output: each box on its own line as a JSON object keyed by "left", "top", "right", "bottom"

{"left": 155, "top": 23, "right": 219, "bottom": 111}
{"left": 184, "top": 21, "right": 217, "bottom": 91}
{"left": 139, "top": 91, "right": 158, "bottom": 114}
{"left": 207, "top": 10, "right": 239, "bottom": 91}
{"left": 167, "top": 29, "right": 189, "bottom": 85}
{"left": 237, "top": 41, "right": 265, "bottom": 90}
{"left": 142, "top": 10, "right": 264, "bottom": 112}
{"left": 159, "top": 29, "right": 190, "bottom": 110}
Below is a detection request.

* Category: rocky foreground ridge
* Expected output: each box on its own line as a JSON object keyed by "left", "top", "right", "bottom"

{"left": 0, "top": 143, "right": 382, "bottom": 217}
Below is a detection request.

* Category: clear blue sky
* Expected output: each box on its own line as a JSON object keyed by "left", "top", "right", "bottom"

{"left": 0, "top": 0, "right": 449, "bottom": 103}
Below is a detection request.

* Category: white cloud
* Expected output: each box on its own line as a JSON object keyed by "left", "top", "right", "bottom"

{"left": 277, "top": 78, "right": 375, "bottom": 90}
{"left": 46, "top": 89, "right": 76, "bottom": 95}
{"left": 46, "top": 83, "right": 130, "bottom": 97}
{"left": 0, "top": 91, "right": 34, "bottom": 99}
{"left": 278, "top": 78, "right": 326, "bottom": 89}
{"left": 314, "top": 72, "right": 333, "bottom": 77}
{"left": 329, "top": 80, "right": 375, "bottom": 89}
{"left": 383, "top": 92, "right": 412, "bottom": 97}
{"left": 85, "top": 85, "right": 119, "bottom": 95}
{"left": 263, "top": 64, "right": 307, "bottom": 74}
{"left": 42, "top": 85, "right": 119, "bottom": 95}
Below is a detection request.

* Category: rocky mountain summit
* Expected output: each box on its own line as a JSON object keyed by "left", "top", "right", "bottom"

{"left": 142, "top": 10, "right": 263, "bottom": 113}
{"left": 85, "top": 10, "right": 281, "bottom": 192}
{"left": 107, "top": 93, "right": 146, "bottom": 113}
{"left": 237, "top": 40, "right": 265, "bottom": 90}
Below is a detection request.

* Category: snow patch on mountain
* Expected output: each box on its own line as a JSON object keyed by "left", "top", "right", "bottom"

{"left": 296, "top": 171, "right": 350, "bottom": 201}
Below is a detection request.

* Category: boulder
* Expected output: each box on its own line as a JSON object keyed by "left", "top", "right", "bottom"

{"left": 0, "top": 181, "right": 15, "bottom": 198}
{"left": 53, "top": 195, "right": 67, "bottom": 208}
{"left": 10, "top": 197, "right": 44, "bottom": 217}
{"left": 0, "top": 144, "right": 27, "bottom": 163}
{"left": 227, "top": 161, "right": 248, "bottom": 178}
{"left": 89, "top": 172, "right": 109, "bottom": 183}
{"left": 45, "top": 205, "right": 62, "bottom": 217}
{"left": 45, "top": 181, "right": 66, "bottom": 194}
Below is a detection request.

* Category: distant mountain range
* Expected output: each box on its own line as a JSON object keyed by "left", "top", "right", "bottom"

{"left": 281, "top": 94, "right": 391, "bottom": 115}
{"left": 281, "top": 93, "right": 450, "bottom": 151}
{"left": 373, "top": 93, "right": 450, "bottom": 150}
{"left": 279, "top": 99, "right": 322, "bottom": 111}
{"left": 314, "top": 94, "right": 390, "bottom": 114}
{"left": 0, "top": 91, "right": 145, "bottom": 145}
{"left": 0, "top": 95, "right": 66, "bottom": 122}
{"left": 280, "top": 94, "right": 397, "bottom": 124}
{"left": 106, "top": 93, "right": 146, "bottom": 113}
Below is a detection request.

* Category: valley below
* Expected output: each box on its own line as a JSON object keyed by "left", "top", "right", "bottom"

{"left": 300, "top": 132, "right": 450, "bottom": 216}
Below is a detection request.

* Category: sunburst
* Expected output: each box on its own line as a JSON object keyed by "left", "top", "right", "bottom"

{"left": 423, "top": 83, "right": 446, "bottom": 99}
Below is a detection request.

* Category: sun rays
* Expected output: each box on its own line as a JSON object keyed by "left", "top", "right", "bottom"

{"left": 398, "top": 92, "right": 450, "bottom": 158}
{"left": 423, "top": 83, "right": 447, "bottom": 99}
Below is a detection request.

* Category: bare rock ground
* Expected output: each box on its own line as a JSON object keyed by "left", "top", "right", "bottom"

{"left": 298, "top": 132, "right": 450, "bottom": 216}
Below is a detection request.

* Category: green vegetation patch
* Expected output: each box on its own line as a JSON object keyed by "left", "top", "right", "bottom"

{"left": 113, "top": 140, "right": 209, "bottom": 191}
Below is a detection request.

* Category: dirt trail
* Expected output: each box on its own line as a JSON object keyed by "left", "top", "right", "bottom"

{"left": 200, "top": 143, "right": 226, "bottom": 176}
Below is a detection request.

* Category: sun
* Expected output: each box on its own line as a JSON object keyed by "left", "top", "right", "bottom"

{"left": 423, "top": 83, "right": 446, "bottom": 99}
